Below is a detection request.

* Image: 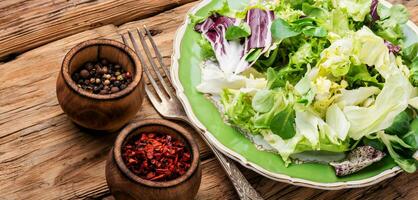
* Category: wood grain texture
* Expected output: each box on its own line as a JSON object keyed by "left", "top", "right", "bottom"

{"left": 0, "top": 0, "right": 196, "bottom": 61}
{"left": 0, "top": 0, "right": 417, "bottom": 200}
{"left": 0, "top": 3, "right": 201, "bottom": 199}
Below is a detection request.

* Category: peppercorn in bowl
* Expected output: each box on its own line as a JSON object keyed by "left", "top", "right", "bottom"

{"left": 106, "top": 119, "right": 201, "bottom": 200}
{"left": 56, "top": 39, "right": 145, "bottom": 132}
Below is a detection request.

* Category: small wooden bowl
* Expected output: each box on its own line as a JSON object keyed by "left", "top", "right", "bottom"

{"left": 106, "top": 119, "right": 201, "bottom": 200}
{"left": 56, "top": 39, "right": 145, "bottom": 132}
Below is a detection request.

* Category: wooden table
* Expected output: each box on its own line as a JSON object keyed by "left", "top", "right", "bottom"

{"left": 0, "top": 0, "right": 417, "bottom": 199}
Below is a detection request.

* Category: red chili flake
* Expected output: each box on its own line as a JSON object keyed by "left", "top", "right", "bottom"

{"left": 122, "top": 132, "right": 192, "bottom": 182}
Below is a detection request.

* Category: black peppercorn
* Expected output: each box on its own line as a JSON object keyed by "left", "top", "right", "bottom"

{"left": 80, "top": 69, "right": 90, "bottom": 79}
{"left": 72, "top": 60, "right": 133, "bottom": 95}
{"left": 100, "top": 59, "right": 109, "bottom": 66}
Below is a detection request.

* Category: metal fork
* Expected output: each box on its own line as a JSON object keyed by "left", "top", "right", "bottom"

{"left": 122, "top": 27, "right": 263, "bottom": 200}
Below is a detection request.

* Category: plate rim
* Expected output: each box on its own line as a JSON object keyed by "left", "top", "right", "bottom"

{"left": 170, "top": 0, "right": 417, "bottom": 190}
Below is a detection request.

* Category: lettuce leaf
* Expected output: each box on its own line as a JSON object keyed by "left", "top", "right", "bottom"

{"left": 252, "top": 89, "right": 276, "bottom": 113}
{"left": 385, "top": 111, "right": 411, "bottom": 136}
{"left": 302, "top": 3, "right": 328, "bottom": 21}
{"left": 295, "top": 104, "right": 351, "bottom": 147}
{"left": 403, "top": 43, "right": 418, "bottom": 86}
{"left": 408, "top": 60, "right": 418, "bottom": 87}
{"left": 253, "top": 90, "right": 286, "bottom": 129}
{"left": 196, "top": 61, "right": 266, "bottom": 95}
{"left": 294, "top": 110, "right": 323, "bottom": 146}
{"left": 346, "top": 64, "right": 383, "bottom": 89}
{"left": 345, "top": 73, "right": 411, "bottom": 140}
{"left": 270, "top": 106, "right": 296, "bottom": 139}
{"left": 316, "top": 37, "right": 355, "bottom": 77}
{"left": 271, "top": 18, "right": 301, "bottom": 41}
{"left": 303, "top": 26, "right": 327, "bottom": 37}
{"left": 355, "top": 26, "right": 391, "bottom": 74}
{"left": 260, "top": 130, "right": 305, "bottom": 164}
{"left": 225, "top": 23, "right": 251, "bottom": 41}
{"left": 326, "top": 104, "right": 351, "bottom": 141}
{"left": 336, "top": 86, "right": 381, "bottom": 106}
{"left": 264, "top": 38, "right": 328, "bottom": 89}
{"left": 316, "top": 26, "right": 394, "bottom": 82}
{"left": 373, "top": 3, "right": 409, "bottom": 44}
{"left": 404, "top": 118, "right": 418, "bottom": 149}
{"left": 271, "top": 17, "right": 328, "bottom": 42}
{"left": 333, "top": 0, "right": 372, "bottom": 22}
{"left": 373, "top": 112, "right": 418, "bottom": 172}
{"left": 198, "top": 37, "right": 215, "bottom": 60}
{"left": 267, "top": 67, "right": 305, "bottom": 89}
{"left": 189, "top": 0, "right": 238, "bottom": 26}
{"left": 403, "top": 43, "right": 418, "bottom": 65}
{"left": 221, "top": 89, "right": 258, "bottom": 133}
{"left": 377, "top": 131, "right": 416, "bottom": 173}
{"left": 260, "top": 126, "right": 350, "bottom": 165}
{"left": 378, "top": 4, "right": 409, "bottom": 26}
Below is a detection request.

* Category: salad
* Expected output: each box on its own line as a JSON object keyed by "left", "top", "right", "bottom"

{"left": 191, "top": 0, "right": 418, "bottom": 176}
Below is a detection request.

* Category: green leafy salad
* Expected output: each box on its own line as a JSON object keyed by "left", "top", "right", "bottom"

{"left": 192, "top": 0, "right": 418, "bottom": 176}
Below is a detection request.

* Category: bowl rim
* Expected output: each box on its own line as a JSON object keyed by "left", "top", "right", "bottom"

{"left": 113, "top": 119, "right": 200, "bottom": 188}
{"left": 61, "top": 39, "right": 143, "bottom": 100}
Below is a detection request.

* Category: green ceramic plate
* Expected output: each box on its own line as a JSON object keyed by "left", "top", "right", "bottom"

{"left": 171, "top": 0, "right": 418, "bottom": 189}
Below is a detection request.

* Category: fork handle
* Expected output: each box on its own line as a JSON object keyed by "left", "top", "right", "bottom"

{"left": 178, "top": 117, "right": 264, "bottom": 200}
{"left": 209, "top": 142, "right": 264, "bottom": 200}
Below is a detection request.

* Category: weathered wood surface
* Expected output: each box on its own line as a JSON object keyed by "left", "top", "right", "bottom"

{"left": 0, "top": 0, "right": 195, "bottom": 62}
{"left": 0, "top": 1, "right": 417, "bottom": 200}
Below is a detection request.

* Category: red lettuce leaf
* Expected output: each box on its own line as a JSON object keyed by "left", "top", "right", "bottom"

{"left": 194, "top": 8, "right": 275, "bottom": 74}
{"left": 245, "top": 8, "right": 275, "bottom": 50}
{"left": 370, "top": 0, "right": 380, "bottom": 22}
{"left": 195, "top": 14, "right": 236, "bottom": 55}
{"left": 384, "top": 40, "right": 401, "bottom": 54}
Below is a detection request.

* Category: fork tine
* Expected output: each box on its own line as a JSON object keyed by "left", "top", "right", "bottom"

{"left": 137, "top": 29, "right": 175, "bottom": 98}
{"left": 127, "top": 31, "right": 167, "bottom": 101}
{"left": 143, "top": 25, "right": 172, "bottom": 83}
{"left": 144, "top": 85, "right": 162, "bottom": 108}
{"left": 121, "top": 34, "right": 128, "bottom": 45}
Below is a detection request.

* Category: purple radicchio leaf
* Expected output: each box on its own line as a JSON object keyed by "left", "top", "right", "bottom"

{"left": 370, "top": 0, "right": 380, "bottom": 22}
{"left": 194, "top": 9, "right": 275, "bottom": 75}
{"left": 195, "top": 14, "right": 249, "bottom": 74}
{"left": 245, "top": 8, "right": 275, "bottom": 50}
{"left": 234, "top": 8, "right": 275, "bottom": 74}
{"left": 385, "top": 40, "right": 401, "bottom": 54}
{"left": 330, "top": 146, "right": 386, "bottom": 176}
{"left": 195, "top": 14, "right": 236, "bottom": 55}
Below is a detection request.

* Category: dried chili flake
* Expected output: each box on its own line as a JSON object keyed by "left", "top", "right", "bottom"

{"left": 122, "top": 132, "right": 192, "bottom": 181}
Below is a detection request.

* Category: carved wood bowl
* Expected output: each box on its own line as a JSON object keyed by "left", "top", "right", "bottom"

{"left": 56, "top": 39, "right": 145, "bottom": 132}
{"left": 106, "top": 119, "right": 201, "bottom": 200}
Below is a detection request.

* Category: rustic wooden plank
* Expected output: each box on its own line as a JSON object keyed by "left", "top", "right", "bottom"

{"left": 0, "top": 2, "right": 213, "bottom": 199}
{"left": 0, "top": 0, "right": 417, "bottom": 200}
{"left": 0, "top": 0, "right": 197, "bottom": 61}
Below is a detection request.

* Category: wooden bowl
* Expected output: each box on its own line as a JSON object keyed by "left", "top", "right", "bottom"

{"left": 106, "top": 119, "right": 201, "bottom": 200}
{"left": 56, "top": 39, "right": 145, "bottom": 132}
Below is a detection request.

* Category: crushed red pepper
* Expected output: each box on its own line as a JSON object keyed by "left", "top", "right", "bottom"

{"left": 122, "top": 132, "right": 192, "bottom": 181}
